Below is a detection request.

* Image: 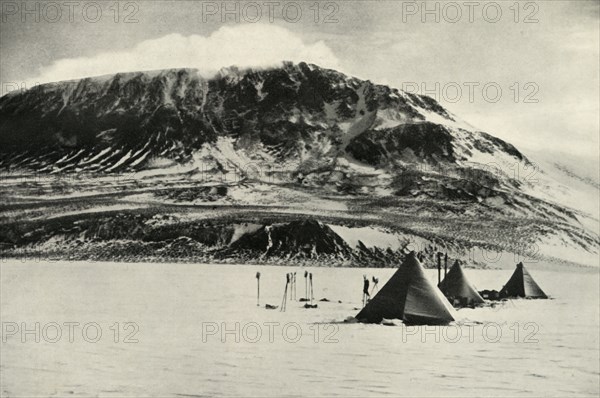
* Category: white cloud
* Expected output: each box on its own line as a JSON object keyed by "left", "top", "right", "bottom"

{"left": 26, "top": 24, "right": 341, "bottom": 84}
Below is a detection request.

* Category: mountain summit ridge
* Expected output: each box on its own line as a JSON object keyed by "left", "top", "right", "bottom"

{"left": 0, "top": 62, "right": 523, "bottom": 171}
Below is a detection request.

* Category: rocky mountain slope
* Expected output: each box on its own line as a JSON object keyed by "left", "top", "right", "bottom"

{"left": 1, "top": 62, "right": 597, "bottom": 267}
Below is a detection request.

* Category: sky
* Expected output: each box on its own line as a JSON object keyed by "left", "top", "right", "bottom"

{"left": 1, "top": 0, "right": 598, "bottom": 161}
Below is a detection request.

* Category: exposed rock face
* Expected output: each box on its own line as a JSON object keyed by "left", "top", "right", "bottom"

{"left": 0, "top": 62, "right": 523, "bottom": 178}
{"left": 1, "top": 62, "right": 597, "bottom": 267}
{"left": 228, "top": 219, "right": 355, "bottom": 258}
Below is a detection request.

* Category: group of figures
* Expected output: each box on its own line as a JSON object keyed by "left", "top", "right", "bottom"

{"left": 362, "top": 275, "right": 379, "bottom": 306}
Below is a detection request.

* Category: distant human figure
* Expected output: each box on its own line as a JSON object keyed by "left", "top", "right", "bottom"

{"left": 363, "top": 275, "right": 370, "bottom": 306}
{"left": 371, "top": 276, "right": 379, "bottom": 295}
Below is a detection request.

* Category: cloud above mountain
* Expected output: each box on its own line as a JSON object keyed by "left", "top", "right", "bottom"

{"left": 25, "top": 24, "right": 341, "bottom": 85}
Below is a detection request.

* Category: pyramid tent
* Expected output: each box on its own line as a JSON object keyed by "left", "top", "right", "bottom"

{"left": 356, "top": 252, "right": 455, "bottom": 325}
{"left": 499, "top": 263, "right": 548, "bottom": 299}
{"left": 438, "top": 261, "right": 485, "bottom": 306}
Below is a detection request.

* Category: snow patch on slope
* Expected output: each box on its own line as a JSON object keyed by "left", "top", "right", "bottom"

{"left": 329, "top": 225, "right": 404, "bottom": 250}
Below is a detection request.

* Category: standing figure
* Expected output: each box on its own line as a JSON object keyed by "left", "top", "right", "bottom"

{"left": 371, "top": 276, "right": 379, "bottom": 296}
{"left": 362, "top": 275, "right": 370, "bottom": 306}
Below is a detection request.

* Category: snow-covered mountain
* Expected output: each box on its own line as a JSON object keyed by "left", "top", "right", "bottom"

{"left": 0, "top": 62, "right": 597, "bottom": 267}
{"left": 0, "top": 62, "right": 520, "bottom": 175}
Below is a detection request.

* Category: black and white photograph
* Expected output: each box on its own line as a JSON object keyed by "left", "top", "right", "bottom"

{"left": 0, "top": 1, "right": 599, "bottom": 397}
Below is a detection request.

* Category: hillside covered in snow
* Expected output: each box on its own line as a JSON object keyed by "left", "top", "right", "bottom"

{"left": 1, "top": 63, "right": 597, "bottom": 267}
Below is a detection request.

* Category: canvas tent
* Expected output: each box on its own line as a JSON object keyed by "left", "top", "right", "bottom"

{"left": 356, "top": 252, "right": 455, "bottom": 325}
{"left": 499, "top": 262, "right": 548, "bottom": 299}
{"left": 438, "top": 260, "right": 485, "bottom": 307}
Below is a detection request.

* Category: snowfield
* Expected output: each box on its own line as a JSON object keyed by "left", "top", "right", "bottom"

{"left": 1, "top": 261, "right": 598, "bottom": 397}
